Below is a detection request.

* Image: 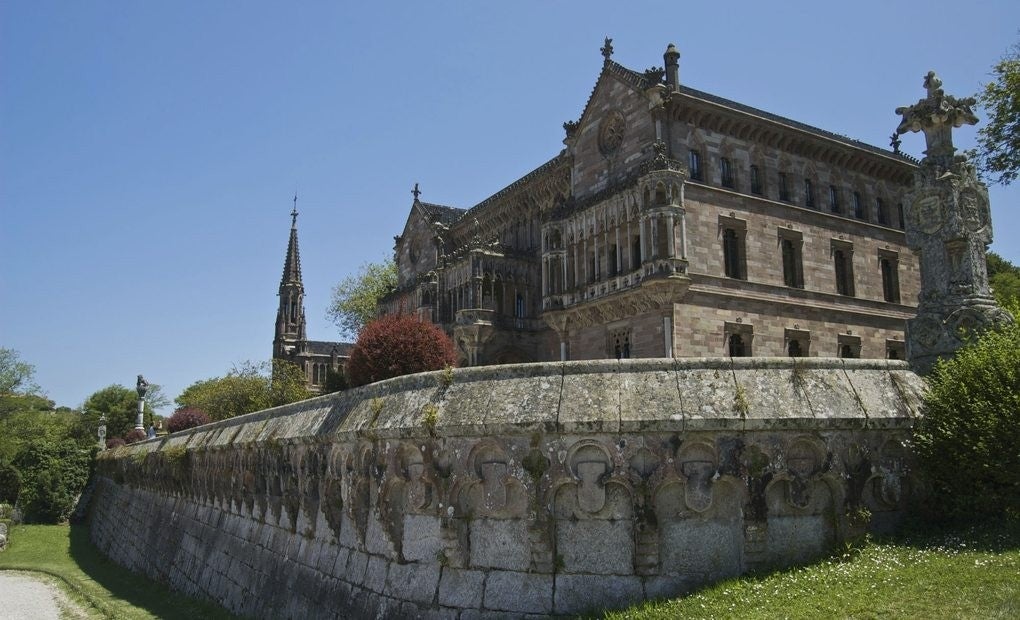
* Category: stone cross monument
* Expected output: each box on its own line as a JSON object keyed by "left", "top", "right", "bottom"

{"left": 894, "top": 71, "right": 1013, "bottom": 374}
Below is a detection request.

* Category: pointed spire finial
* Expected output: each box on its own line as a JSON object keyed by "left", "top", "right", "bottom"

{"left": 601, "top": 37, "right": 614, "bottom": 63}
{"left": 291, "top": 194, "right": 299, "bottom": 228}
{"left": 412, "top": 182, "right": 421, "bottom": 201}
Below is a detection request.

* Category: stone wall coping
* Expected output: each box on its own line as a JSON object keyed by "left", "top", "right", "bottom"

{"left": 111, "top": 358, "right": 923, "bottom": 456}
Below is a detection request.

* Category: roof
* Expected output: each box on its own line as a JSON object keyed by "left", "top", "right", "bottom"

{"left": 416, "top": 201, "right": 466, "bottom": 226}
{"left": 305, "top": 340, "right": 353, "bottom": 357}
{"left": 597, "top": 59, "right": 915, "bottom": 164}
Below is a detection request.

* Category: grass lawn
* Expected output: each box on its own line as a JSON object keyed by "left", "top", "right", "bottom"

{"left": 606, "top": 520, "right": 1020, "bottom": 619}
{"left": 0, "top": 524, "right": 235, "bottom": 619}
{"left": 1, "top": 520, "right": 1016, "bottom": 619}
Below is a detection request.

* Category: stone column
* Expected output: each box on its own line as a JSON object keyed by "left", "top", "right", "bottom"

{"left": 666, "top": 213, "right": 676, "bottom": 258}
{"left": 894, "top": 71, "right": 1014, "bottom": 373}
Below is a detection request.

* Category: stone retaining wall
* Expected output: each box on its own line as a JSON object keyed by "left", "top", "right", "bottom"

{"left": 89, "top": 358, "right": 925, "bottom": 618}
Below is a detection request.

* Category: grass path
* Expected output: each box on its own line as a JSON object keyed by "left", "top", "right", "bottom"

{"left": 0, "top": 524, "right": 235, "bottom": 619}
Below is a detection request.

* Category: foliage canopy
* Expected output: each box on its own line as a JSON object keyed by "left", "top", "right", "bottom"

{"left": 166, "top": 407, "right": 211, "bottom": 433}
{"left": 913, "top": 301, "right": 1020, "bottom": 519}
{"left": 327, "top": 259, "right": 397, "bottom": 338}
{"left": 986, "top": 251, "right": 1020, "bottom": 306}
{"left": 175, "top": 359, "right": 310, "bottom": 422}
{"left": 81, "top": 384, "right": 157, "bottom": 440}
{"left": 347, "top": 314, "right": 456, "bottom": 387}
{"left": 974, "top": 42, "right": 1020, "bottom": 185}
{"left": 0, "top": 347, "right": 40, "bottom": 395}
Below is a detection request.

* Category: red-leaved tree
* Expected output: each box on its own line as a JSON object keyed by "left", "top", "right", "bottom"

{"left": 347, "top": 314, "right": 457, "bottom": 387}
{"left": 124, "top": 428, "right": 147, "bottom": 444}
{"left": 167, "top": 407, "right": 211, "bottom": 433}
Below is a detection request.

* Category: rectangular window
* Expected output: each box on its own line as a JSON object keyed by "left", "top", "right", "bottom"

{"left": 785, "top": 328, "right": 811, "bottom": 357}
{"left": 778, "top": 172, "right": 790, "bottom": 201}
{"left": 852, "top": 191, "right": 865, "bottom": 219}
{"left": 780, "top": 234, "right": 804, "bottom": 288}
{"left": 631, "top": 235, "right": 641, "bottom": 269}
{"left": 804, "top": 179, "right": 815, "bottom": 208}
{"left": 880, "top": 251, "right": 901, "bottom": 303}
{"left": 689, "top": 150, "right": 703, "bottom": 181}
{"left": 876, "top": 198, "right": 888, "bottom": 226}
{"left": 838, "top": 334, "right": 862, "bottom": 359}
{"left": 608, "top": 329, "right": 632, "bottom": 359}
{"left": 829, "top": 185, "right": 840, "bottom": 214}
{"left": 886, "top": 339, "right": 906, "bottom": 360}
{"left": 723, "top": 228, "right": 745, "bottom": 279}
{"left": 721, "top": 157, "right": 734, "bottom": 189}
{"left": 750, "top": 165, "right": 763, "bottom": 195}
{"left": 724, "top": 321, "right": 753, "bottom": 357}
{"left": 897, "top": 203, "right": 905, "bottom": 229}
{"left": 832, "top": 241, "right": 855, "bottom": 296}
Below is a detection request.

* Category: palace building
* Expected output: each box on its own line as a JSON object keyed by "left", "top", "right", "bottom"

{"left": 380, "top": 40, "right": 919, "bottom": 366}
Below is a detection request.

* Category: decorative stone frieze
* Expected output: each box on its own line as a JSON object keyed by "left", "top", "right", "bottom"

{"left": 90, "top": 359, "right": 924, "bottom": 618}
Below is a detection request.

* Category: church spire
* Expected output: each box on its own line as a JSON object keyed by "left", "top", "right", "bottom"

{"left": 281, "top": 194, "right": 302, "bottom": 287}
{"left": 275, "top": 197, "right": 306, "bottom": 354}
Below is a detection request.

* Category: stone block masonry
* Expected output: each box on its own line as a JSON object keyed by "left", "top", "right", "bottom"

{"left": 89, "top": 358, "right": 925, "bottom": 618}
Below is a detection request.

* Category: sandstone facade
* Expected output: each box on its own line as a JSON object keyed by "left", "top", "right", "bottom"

{"left": 383, "top": 42, "right": 918, "bottom": 366}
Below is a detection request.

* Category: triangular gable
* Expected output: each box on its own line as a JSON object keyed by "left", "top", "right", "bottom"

{"left": 571, "top": 60, "right": 654, "bottom": 137}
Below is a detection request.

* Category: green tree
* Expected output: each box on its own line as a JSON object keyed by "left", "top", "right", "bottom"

{"left": 913, "top": 301, "right": 1020, "bottom": 519}
{"left": 327, "top": 259, "right": 397, "bottom": 338}
{"left": 0, "top": 347, "right": 40, "bottom": 396}
{"left": 974, "top": 42, "right": 1020, "bottom": 185}
{"left": 987, "top": 251, "right": 1020, "bottom": 306}
{"left": 175, "top": 360, "right": 310, "bottom": 422}
{"left": 13, "top": 436, "right": 94, "bottom": 523}
{"left": 81, "top": 384, "right": 158, "bottom": 440}
{"left": 0, "top": 349, "right": 95, "bottom": 523}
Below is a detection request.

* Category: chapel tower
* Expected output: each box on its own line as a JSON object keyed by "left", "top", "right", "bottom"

{"left": 274, "top": 197, "right": 307, "bottom": 358}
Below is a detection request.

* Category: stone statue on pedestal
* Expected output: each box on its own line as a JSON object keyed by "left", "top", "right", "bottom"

{"left": 894, "top": 72, "right": 1013, "bottom": 374}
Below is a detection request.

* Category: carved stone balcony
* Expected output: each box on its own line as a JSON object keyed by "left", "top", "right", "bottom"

{"left": 541, "top": 258, "right": 689, "bottom": 312}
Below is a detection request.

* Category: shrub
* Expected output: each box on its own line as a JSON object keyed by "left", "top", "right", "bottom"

{"left": 124, "top": 429, "right": 147, "bottom": 444}
{"left": 13, "top": 439, "right": 93, "bottom": 523}
{"left": 914, "top": 304, "right": 1020, "bottom": 519}
{"left": 0, "top": 462, "right": 21, "bottom": 505}
{"left": 167, "top": 407, "right": 211, "bottom": 433}
{"left": 347, "top": 314, "right": 457, "bottom": 387}
{"left": 105, "top": 437, "right": 126, "bottom": 449}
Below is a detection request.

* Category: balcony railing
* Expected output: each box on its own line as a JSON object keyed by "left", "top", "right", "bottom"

{"left": 542, "top": 258, "right": 688, "bottom": 310}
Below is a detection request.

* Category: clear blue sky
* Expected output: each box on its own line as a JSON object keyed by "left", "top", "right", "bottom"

{"left": 2, "top": 1, "right": 1018, "bottom": 413}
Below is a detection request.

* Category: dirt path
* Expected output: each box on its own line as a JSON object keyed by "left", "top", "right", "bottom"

{"left": 0, "top": 570, "right": 89, "bottom": 620}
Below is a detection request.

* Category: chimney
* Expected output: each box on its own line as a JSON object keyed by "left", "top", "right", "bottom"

{"left": 664, "top": 43, "right": 680, "bottom": 91}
